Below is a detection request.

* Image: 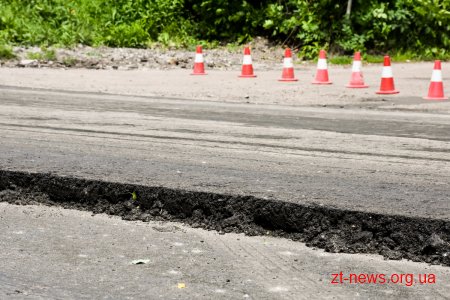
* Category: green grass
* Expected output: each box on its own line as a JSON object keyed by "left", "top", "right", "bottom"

{"left": 328, "top": 56, "right": 353, "bottom": 65}
{"left": 320, "top": 55, "right": 386, "bottom": 65}
{"left": 315, "top": 51, "right": 450, "bottom": 65}
{"left": 0, "top": 0, "right": 449, "bottom": 63}
{"left": 364, "top": 55, "right": 385, "bottom": 64}
{"left": 62, "top": 56, "right": 77, "bottom": 67}
{"left": 27, "top": 48, "right": 57, "bottom": 61}
{"left": 0, "top": 45, "right": 16, "bottom": 60}
{"left": 225, "top": 42, "right": 242, "bottom": 53}
{"left": 391, "top": 50, "right": 450, "bottom": 62}
{"left": 364, "top": 51, "right": 450, "bottom": 64}
{"left": 85, "top": 50, "right": 101, "bottom": 58}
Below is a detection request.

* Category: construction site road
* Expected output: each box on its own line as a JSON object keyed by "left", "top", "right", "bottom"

{"left": 1, "top": 202, "right": 449, "bottom": 300}
{"left": 0, "top": 66, "right": 449, "bottom": 298}
{"left": 0, "top": 84, "right": 449, "bottom": 221}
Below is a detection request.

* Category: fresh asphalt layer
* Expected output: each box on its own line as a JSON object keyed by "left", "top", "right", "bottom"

{"left": 0, "top": 85, "right": 449, "bottom": 221}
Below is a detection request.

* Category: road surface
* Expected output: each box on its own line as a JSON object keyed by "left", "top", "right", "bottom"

{"left": 0, "top": 85, "right": 449, "bottom": 220}
{"left": 1, "top": 203, "right": 449, "bottom": 299}
{"left": 0, "top": 67, "right": 449, "bottom": 299}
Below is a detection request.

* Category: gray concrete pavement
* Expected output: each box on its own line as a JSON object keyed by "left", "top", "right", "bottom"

{"left": 1, "top": 203, "right": 449, "bottom": 300}
{"left": 0, "top": 85, "right": 449, "bottom": 220}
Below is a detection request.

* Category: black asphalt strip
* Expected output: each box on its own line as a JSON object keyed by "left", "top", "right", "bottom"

{"left": 0, "top": 170, "right": 448, "bottom": 266}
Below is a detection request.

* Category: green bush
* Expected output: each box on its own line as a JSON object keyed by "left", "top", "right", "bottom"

{"left": 261, "top": 0, "right": 450, "bottom": 58}
{"left": 0, "top": 44, "right": 15, "bottom": 59}
{"left": 0, "top": 0, "right": 192, "bottom": 48}
{"left": 185, "top": 0, "right": 265, "bottom": 43}
{"left": 0, "top": 0, "right": 449, "bottom": 59}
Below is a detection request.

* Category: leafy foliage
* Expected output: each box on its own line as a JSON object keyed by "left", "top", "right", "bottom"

{"left": 0, "top": 0, "right": 449, "bottom": 58}
{"left": 27, "top": 48, "right": 57, "bottom": 61}
{"left": 0, "top": 44, "right": 15, "bottom": 59}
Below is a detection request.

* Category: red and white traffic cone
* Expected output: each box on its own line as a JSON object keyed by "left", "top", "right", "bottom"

{"left": 424, "top": 60, "right": 448, "bottom": 100}
{"left": 376, "top": 56, "right": 399, "bottom": 94}
{"left": 191, "top": 45, "right": 206, "bottom": 75}
{"left": 279, "top": 48, "right": 298, "bottom": 82}
{"left": 312, "top": 50, "right": 332, "bottom": 84}
{"left": 239, "top": 46, "right": 257, "bottom": 78}
{"left": 346, "top": 51, "right": 368, "bottom": 88}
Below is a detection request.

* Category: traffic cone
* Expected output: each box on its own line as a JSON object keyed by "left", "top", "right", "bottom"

{"left": 346, "top": 52, "right": 368, "bottom": 88}
{"left": 239, "top": 46, "right": 257, "bottom": 78}
{"left": 191, "top": 45, "right": 206, "bottom": 75}
{"left": 424, "top": 60, "right": 448, "bottom": 100}
{"left": 312, "top": 50, "right": 332, "bottom": 84}
{"left": 279, "top": 48, "right": 298, "bottom": 82}
{"left": 376, "top": 56, "right": 399, "bottom": 94}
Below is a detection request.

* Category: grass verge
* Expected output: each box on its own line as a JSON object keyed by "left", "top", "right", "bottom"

{"left": 0, "top": 44, "right": 16, "bottom": 60}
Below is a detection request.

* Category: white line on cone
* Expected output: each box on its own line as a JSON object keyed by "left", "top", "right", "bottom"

{"left": 352, "top": 61, "right": 362, "bottom": 72}
{"left": 431, "top": 70, "right": 443, "bottom": 82}
{"left": 381, "top": 66, "right": 393, "bottom": 78}
{"left": 243, "top": 55, "right": 252, "bottom": 65}
{"left": 283, "top": 57, "right": 293, "bottom": 68}
{"left": 317, "top": 58, "right": 327, "bottom": 70}
{"left": 195, "top": 54, "right": 204, "bottom": 63}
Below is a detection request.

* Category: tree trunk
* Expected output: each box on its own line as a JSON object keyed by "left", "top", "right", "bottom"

{"left": 346, "top": 0, "right": 353, "bottom": 17}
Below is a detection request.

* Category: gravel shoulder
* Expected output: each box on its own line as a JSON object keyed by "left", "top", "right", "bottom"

{"left": 1, "top": 40, "right": 286, "bottom": 70}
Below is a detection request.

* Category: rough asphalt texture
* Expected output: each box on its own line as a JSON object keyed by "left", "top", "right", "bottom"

{"left": 1, "top": 203, "right": 449, "bottom": 300}
{"left": 0, "top": 84, "right": 449, "bottom": 221}
{"left": 1, "top": 170, "right": 449, "bottom": 266}
{"left": 0, "top": 65, "right": 449, "bottom": 297}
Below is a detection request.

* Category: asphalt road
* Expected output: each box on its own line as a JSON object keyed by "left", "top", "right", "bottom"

{"left": 1, "top": 81, "right": 450, "bottom": 299}
{"left": 1, "top": 203, "right": 449, "bottom": 300}
{"left": 0, "top": 85, "right": 449, "bottom": 220}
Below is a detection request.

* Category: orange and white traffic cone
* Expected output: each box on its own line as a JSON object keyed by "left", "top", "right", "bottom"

{"left": 279, "top": 48, "right": 298, "bottom": 82}
{"left": 424, "top": 60, "right": 448, "bottom": 100}
{"left": 376, "top": 56, "right": 399, "bottom": 94}
{"left": 191, "top": 45, "right": 206, "bottom": 75}
{"left": 346, "top": 51, "right": 368, "bottom": 88}
{"left": 312, "top": 50, "right": 332, "bottom": 84}
{"left": 239, "top": 46, "right": 257, "bottom": 78}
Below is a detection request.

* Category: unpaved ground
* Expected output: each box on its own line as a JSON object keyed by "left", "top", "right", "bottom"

{"left": 0, "top": 63, "right": 448, "bottom": 110}
{"left": 1, "top": 38, "right": 287, "bottom": 70}
{"left": 1, "top": 202, "right": 449, "bottom": 300}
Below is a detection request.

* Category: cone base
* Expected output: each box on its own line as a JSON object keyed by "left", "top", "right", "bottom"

{"left": 239, "top": 74, "right": 257, "bottom": 78}
{"left": 279, "top": 78, "right": 298, "bottom": 82}
{"left": 190, "top": 72, "right": 207, "bottom": 75}
{"left": 424, "top": 96, "right": 448, "bottom": 100}
{"left": 376, "top": 90, "right": 399, "bottom": 94}
{"left": 312, "top": 80, "right": 332, "bottom": 85}
{"left": 347, "top": 84, "right": 369, "bottom": 88}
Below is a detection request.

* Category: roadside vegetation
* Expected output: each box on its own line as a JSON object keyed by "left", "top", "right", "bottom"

{"left": 27, "top": 48, "right": 57, "bottom": 61}
{"left": 0, "top": 0, "right": 449, "bottom": 60}
{"left": 0, "top": 44, "right": 15, "bottom": 59}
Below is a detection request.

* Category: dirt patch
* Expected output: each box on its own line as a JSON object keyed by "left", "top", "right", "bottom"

{"left": 0, "top": 170, "right": 448, "bottom": 266}
{"left": 1, "top": 38, "right": 290, "bottom": 71}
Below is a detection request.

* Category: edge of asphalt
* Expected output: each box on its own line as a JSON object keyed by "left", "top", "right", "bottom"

{"left": 0, "top": 170, "right": 448, "bottom": 267}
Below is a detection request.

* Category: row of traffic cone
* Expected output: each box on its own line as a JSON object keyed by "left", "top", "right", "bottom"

{"left": 191, "top": 46, "right": 448, "bottom": 100}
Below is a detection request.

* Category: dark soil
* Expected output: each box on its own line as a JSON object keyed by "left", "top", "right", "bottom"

{"left": 0, "top": 170, "right": 448, "bottom": 266}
